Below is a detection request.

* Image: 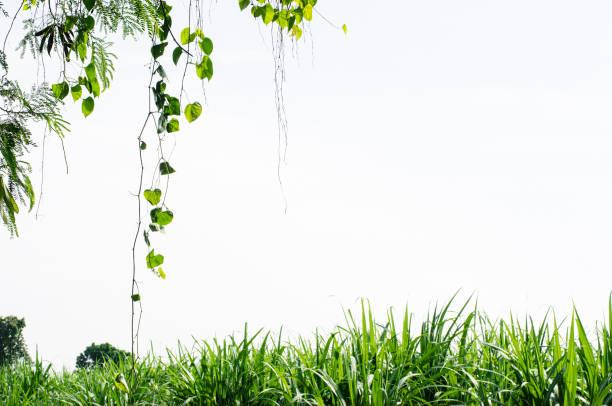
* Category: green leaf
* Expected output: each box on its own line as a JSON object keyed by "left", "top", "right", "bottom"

{"left": 83, "top": 16, "right": 95, "bottom": 31}
{"left": 164, "top": 95, "right": 181, "bottom": 116}
{"left": 146, "top": 249, "right": 164, "bottom": 269}
{"left": 166, "top": 118, "right": 180, "bottom": 133}
{"left": 150, "top": 207, "right": 173, "bottom": 226}
{"left": 199, "top": 37, "right": 213, "bottom": 55}
{"left": 82, "top": 97, "right": 94, "bottom": 117}
{"left": 149, "top": 223, "right": 160, "bottom": 232}
{"left": 184, "top": 102, "right": 202, "bottom": 122}
{"left": 151, "top": 42, "right": 168, "bottom": 59}
{"left": 51, "top": 82, "right": 69, "bottom": 100}
{"left": 83, "top": 0, "right": 95, "bottom": 12}
{"left": 278, "top": 9, "right": 289, "bottom": 28}
{"left": 157, "top": 113, "right": 168, "bottom": 134}
{"left": 303, "top": 4, "right": 313, "bottom": 21}
{"left": 140, "top": 141, "right": 147, "bottom": 150}
{"left": 195, "top": 56, "right": 213, "bottom": 80}
{"left": 77, "top": 43, "right": 87, "bottom": 61}
{"left": 155, "top": 65, "right": 167, "bottom": 80}
{"left": 342, "top": 24, "right": 348, "bottom": 34}
{"left": 70, "top": 84, "right": 82, "bottom": 101}
{"left": 180, "top": 28, "right": 190, "bottom": 45}
{"left": 292, "top": 25, "right": 302, "bottom": 40}
{"left": 84, "top": 63, "right": 100, "bottom": 97}
{"left": 144, "top": 188, "right": 162, "bottom": 206}
{"left": 172, "top": 47, "right": 182, "bottom": 65}
{"left": 156, "top": 210, "right": 173, "bottom": 226}
{"left": 143, "top": 230, "right": 150, "bottom": 246}
{"left": 65, "top": 16, "right": 78, "bottom": 31}
{"left": 159, "top": 161, "right": 175, "bottom": 175}
{"left": 131, "top": 294, "right": 141, "bottom": 302}
{"left": 156, "top": 267, "right": 166, "bottom": 279}
{"left": 263, "top": 4, "right": 275, "bottom": 25}
{"left": 239, "top": 0, "right": 250, "bottom": 11}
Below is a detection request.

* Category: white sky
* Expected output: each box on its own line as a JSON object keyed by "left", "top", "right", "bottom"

{"left": 2, "top": 0, "right": 612, "bottom": 369}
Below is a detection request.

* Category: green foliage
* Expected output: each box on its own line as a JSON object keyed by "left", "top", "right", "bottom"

{"left": 3, "top": 297, "right": 612, "bottom": 404}
{"left": 143, "top": 188, "right": 161, "bottom": 206}
{"left": 184, "top": 102, "right": 202, "bottom": 122}
{"left": 75, "top": 343, "right": 130, "bottom": 370}
{"left": 0, "top": 77, "right": 64, "bottom": 236}
{"left": 0, "top": 316, "right": 29, "bottom": 367}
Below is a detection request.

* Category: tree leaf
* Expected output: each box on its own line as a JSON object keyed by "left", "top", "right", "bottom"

{"left": 155, "top": 210, "right": 173, "bottom": 226}
{"left": 83, "top": 0, "right": 95, "bottom": 12}
{"left": 65, "top": 16, "right": 78, "bottom": 31}
{"left": 144, "top": 188, "right": 162, "bottom": 206}
{"left": 146, "top": 249, "right": 164, "bottom": 269}
{"left": 342, "top": 24, "right": 348, "bottom": 34}
{"left": 150, "top": 42, "right": 168, "bottom": 59}
{"left": 166, "top": 118, "right": 180, "bottom": 133}
{"left": 155, "top": 65, "right": 167, "bottom": 79}
{"left": 164, "top": 95, "right": 180, "bottom": 116}
{"left": 239, "top": 0, "right": 250, "bottom": 11}
{"left": 159, "top": 161, "right": 175, "bottom": 175}
{"left": 304, "top": 4, "right": 313, "bottom": 21}
{"left": 180, "top": 28, "right": 190, "bottom": 45}
{"left": 131, "top": 294, "right": 141, "bottom": 302}
{"left": 199, "top": 37, "right": 213, "bottom": 55}
{"left": 70, "top": 84, "right": 82, "bottom": 101}
{"left": 84, "top": 63, "right": 100, "bottom": 97}
{"left": 292, "top": 25, "right": 302, "bottom": 40}
{"left": 263, "top": 4, "right": 275, "bottom": 25}
{"left": 156, "top": 267, "right": 166, "bottom": 279}
{"left": 184, "top": 102, "right": 202, "bottom": 122}
{"left": 83, "top": 16, "right": 95, "bottom": 31}
{"left": 195, "top": 56, "right": 213, "bottom": 80}
{"left": 140, "top": 141, "right": 147, "bottom": 150}
{"left": 82, "top": 97, "right": 94, "bottom": 117}
{"left": 51, "top": 82, "right": 69, "bottom": 100}
{"left": 77, "top": 42, "right": 87, "bottom": 61}
{"left": 157, "top": 113, "right": 168, "bottom": 134}
{"left": 172, "top": 46, "right": 182, "bottom": 65}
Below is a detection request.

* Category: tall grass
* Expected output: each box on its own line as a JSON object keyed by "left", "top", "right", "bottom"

{"left": 2, "top": 295, "right": 612, "bottom": 405}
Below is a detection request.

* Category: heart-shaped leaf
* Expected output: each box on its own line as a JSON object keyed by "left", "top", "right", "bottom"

{"left": 156, "top": 210, "right": 174, "bottom": 226}
{"left": 199, "top": 37, "right": 213, "bottom": 55}
{"left": 159, "top": 161, "right": 175, "bottom": 175}
{"left": 82, "top": 97, "right": 94, "bottom": 117}
{"left": 184, "top": 102, "right": 202, "bottom": 122}
{"left": 166, "top": 118, "right": 180, "bottom": 133}
{"left": 52, "top": 82, "right": 69, "bottom": 100}
{"left": 144, "top": 188, "right": 162, "bottom": 206}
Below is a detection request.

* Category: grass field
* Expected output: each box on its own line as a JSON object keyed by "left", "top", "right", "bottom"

{"left": 2, "top": 295, "right": 612, "bottom": 405}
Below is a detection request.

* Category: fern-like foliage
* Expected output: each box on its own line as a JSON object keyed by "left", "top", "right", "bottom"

{"left": 90, "top": 36, "right": 116, "bottom": 90}
{"left": 0, "top": 59, "right": 66, "bottom": 236}
{"left": 1, "top": 0, "right": 161, "bottom": 236}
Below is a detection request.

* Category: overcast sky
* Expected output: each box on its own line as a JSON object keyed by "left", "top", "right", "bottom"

{"left": 3, "top": 0, "right": 612, "bottom": 369}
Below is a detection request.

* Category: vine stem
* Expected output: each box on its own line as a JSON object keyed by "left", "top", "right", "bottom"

{"left": 130, "top": 111, "right": 151, "bottom": 375}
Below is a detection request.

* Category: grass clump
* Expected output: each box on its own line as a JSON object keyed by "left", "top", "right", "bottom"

{"left": 2, "top": 294, "right": 612, "bottom": 405}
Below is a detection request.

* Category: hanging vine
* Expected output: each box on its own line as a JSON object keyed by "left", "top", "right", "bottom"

{"left": 1, "top": 0, "right": 346, "bottom": 380}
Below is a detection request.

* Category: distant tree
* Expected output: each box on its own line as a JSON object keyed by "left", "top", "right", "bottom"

{"left": 0, "top": 316, "right": 29, "bottom": 366}
{"left": 76, "top": 342, "right": 130, "bottom": 369}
